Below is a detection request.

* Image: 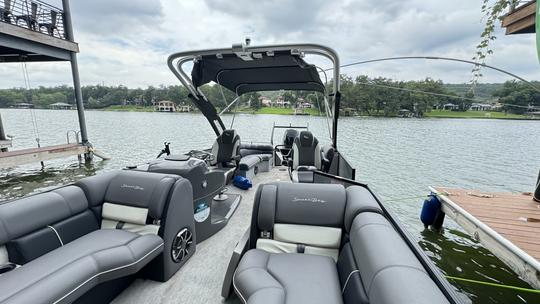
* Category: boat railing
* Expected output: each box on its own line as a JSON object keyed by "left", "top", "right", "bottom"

{"left": 269, "top": 123, "right": 308, "bottom": 145}
{"left": 0, "top": 0, "right": 66, "bottom": 40}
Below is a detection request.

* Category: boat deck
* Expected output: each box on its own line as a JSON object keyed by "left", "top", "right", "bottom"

{"left": 113, "top": 167, "right": 291, "bottom": 304}
{"left": 431, "top": 187, "right": 540, "bottom": 289}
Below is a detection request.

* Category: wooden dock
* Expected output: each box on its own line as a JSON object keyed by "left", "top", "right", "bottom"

{"left": 0, "top": 143, "right": 88, "bottom": 168}
{"left": 430, "top": 186, "right": 540, "bottom": 289}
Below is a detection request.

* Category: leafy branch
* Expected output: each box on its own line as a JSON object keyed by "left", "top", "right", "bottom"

{"left": 471, "top": 0, "right": 520, "bottom": 92}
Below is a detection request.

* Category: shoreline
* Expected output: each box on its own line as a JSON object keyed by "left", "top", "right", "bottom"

{"left": 2, "top": 106, "right": 538, "bottom": 120}
{"left": 95, "top": 106, "right": 540, "bottom": 120}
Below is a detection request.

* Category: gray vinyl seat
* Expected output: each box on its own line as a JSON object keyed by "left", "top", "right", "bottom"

{"left": 0, "top": 170, "right": 196, "bottom": 303}
{"left": 237, "top": 143, "right": 274, "bottom": 179}
{"left": 291, "top": 130, "right": 321, "bottom": 170}
{"left": 210, "top": 129, "right": 241, "bottom": 167}
{"left": 290, "top": 131, "right": 321, "bottom": 182}
{"left": 229, "top": 182, "right": 450, "bottom": 304}
{"left": 234, "top": 249, "right": 343, "bottom": 304}
{"left": 210, "top": 129, "right": 241, "bottom": 182}
{"left": 0, "top": 229, "right": 162, "bottom": 304}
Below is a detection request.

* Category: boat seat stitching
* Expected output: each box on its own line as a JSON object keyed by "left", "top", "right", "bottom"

{"left": 341, "top": 269, "right": 360, "bottom": 294}
{"left": 52, "top": 243, "right": 163, "bottom": 304}
{"left": 51, "top": 191, "right": 75, "bottom": 216}
{"left": 352, "top": 222, "right": 391, "bottom": 232}
{"left": 47, "top": 225, "right": 64, "bottom": 246}
{"left": 2, "top": 235, "right": 155, "bottom": 301}
{"left": 265, "top": 255, "right": 286, "bottom": 301}
{"left": 233, "top": 252, "right": 287, "bottom": 303}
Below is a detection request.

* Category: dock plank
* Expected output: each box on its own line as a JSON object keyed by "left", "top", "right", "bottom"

{"left": 0, "top": 143, "right": 87, "bottom": 168}
{"left": 434, "top": 187, "right": 540, "bottom": 288}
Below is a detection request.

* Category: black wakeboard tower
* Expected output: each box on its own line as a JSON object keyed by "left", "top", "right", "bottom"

{"left": 167, "top": 42, "right": 342, "bottom": 149}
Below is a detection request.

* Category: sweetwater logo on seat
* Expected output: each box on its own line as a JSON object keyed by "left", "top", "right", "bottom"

{"left": 292, "top": 197, "right": 326, "bottom": 203}
{"left": 121, "top": 184, "right": 145, "bottom": 191}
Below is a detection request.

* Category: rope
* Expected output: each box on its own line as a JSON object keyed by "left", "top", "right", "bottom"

{"left": 230, "top": 97, "right": 239, "bottom": 129}
{"left": 216, "top": 74, "right": 239, "bottom": 129}
{"left": 445, "top": 275, "right": 540, "bottom": 294}
{"left": 21, "top": 62, "right": 41, "bottom": 147}
{"left": 381, "top": 192, "right": 540, "bottom": 294}
{"left": 357, "top": 82, "right": 540, "bottom": 110}
{"left": 383, "top": 194, "right": 433, "bottom": 202}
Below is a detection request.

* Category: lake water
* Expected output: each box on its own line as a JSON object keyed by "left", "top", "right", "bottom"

{"left": 1, "top": 108, "right": 539, "bottom": 303}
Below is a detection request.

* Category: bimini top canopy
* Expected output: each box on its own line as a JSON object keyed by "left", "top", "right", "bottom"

{"left": 167, "top": 43, "right": 342, "bottom": 147}
{"left": 168, "top": 43, "right": 340, "bottom": 99}
{"left": 191, "top": 51, "right": 324, "bottom": 95}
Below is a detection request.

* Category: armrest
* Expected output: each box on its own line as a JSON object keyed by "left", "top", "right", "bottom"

{"left": 221, "top": 228, "right": 250, "bottom": 299}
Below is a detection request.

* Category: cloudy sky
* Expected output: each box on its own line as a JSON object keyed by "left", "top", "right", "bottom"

{"left": 1, "top": 0, "right": 538, "bottom": 88}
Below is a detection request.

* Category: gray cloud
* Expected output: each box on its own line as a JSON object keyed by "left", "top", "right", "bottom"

{"left": 0, "top": 0, "right": 538, "bottom": 89}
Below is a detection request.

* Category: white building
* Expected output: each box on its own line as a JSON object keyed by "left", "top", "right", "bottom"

{"left": 154, "top": 100, "right": 176, "bottom": 112}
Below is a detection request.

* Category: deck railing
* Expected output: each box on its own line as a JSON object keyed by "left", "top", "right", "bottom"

{"left": 0, "top": 0, "right": 66, "bottom": 40}
{"left": 508, "top": 0, "right": 534, "bottom": 13}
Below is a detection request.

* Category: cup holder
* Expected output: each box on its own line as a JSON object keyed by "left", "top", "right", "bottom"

{"left": 0, "top": 263, "right": 16, "bottom": 275}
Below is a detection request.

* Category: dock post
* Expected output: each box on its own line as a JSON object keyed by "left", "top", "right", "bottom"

{"left": 0, "top": 113, "right": 7, "bottom": 152}
{"left": 61, "top": 0, "right": 92, "bottom": 162}
{"left": 534, "top": 170, "right": 540, "bottom": 202}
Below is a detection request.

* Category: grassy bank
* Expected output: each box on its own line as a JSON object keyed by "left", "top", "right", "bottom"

{"left": 101, "top": 105, "right": 154, "bottom": 112}
{"left": 425, "top": 110, "right": 530, "bottom": 119}
{"left": 98, "top": 106, "right": 537, "bottom": 120}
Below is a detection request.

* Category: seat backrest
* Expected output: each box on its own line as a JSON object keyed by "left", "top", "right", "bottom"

{"left": 249, "top": 182, "right": 378, "bottom": 261}
{"left": 320, "top": 144, "right": 335, "bottom": 172}
{"left": 210, "top": 129, "right": 240, "bottom": 166}
{"left": 282, "top": 129, "right": 299, "bottom": 149}
{"left": 291, "top": 130, "right": 321, "bottom": 169}
{"left": 76, "top": 170, "right": 179, "bottom": 235}
{"left": 0, "top": 186, "right": 97, "bottom": 265}
{"left": 238, "top": 143, "right": 273, "bottom": 157}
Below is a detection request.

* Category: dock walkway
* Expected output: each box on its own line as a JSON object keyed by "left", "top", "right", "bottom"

{"left": 431, "top": 187, "right": 540, "bottom": 289}
{"left": 0, "top": 143, "right": 87, "bottom": 168}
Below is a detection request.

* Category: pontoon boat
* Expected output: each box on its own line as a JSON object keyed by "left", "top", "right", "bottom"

{"left": 0, "top": 42, "right": 461, "bottom": 304}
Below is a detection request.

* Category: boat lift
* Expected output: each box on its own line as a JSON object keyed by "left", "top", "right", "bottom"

{"left": 0, "top": 0, "right": 108, "bottom": 169}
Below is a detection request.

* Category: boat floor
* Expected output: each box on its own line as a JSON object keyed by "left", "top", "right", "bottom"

{"left": 113, "top": 167, "right": 291, "bottom": 304}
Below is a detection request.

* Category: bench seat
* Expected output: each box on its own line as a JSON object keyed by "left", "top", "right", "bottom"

{"left": 0, "top": 229, "right": 163, "bottom": 304}
{"left": 227, "top": 182, "right": 451, "bottom": 304}
{"left": 236, "top": 143, "right": 274, "bottom": 180}
{"left": 234, "top": 249, "right": 343, "bottom": 304}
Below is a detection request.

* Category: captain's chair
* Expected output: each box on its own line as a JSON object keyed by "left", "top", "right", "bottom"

{"left": 291, "top": 130, "right": 321, "bottom": 169}
{"left": 210, "top": 129, "right": 241, "bottom": 167}
{"left": 290, "top": 131, "right": 321, "bottom": 182}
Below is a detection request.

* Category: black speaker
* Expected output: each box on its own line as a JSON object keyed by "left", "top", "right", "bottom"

{"left": 534, "top": 170, "right": 540, "bottom": 202}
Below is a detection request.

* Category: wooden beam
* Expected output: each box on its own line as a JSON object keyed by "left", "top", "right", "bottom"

{"left": 0, "top": 22, "right": 78, "bottom": 53}
{"left": 502, "top": 1, "right": 536, "bottom": 27}
{"left": 505, "top": 14, "right": 536, "bottom": 34}
{"left": 0, "top": 143, "right": 87, "bottom": 168}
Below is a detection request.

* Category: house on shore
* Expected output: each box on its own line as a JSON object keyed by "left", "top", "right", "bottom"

{"left": 442, "top": 103, "right": 459, "bottom": 110}
{"left": 49, "top": 102, "right": 74, "bottom": 110}
{"left": 11, "top": 103, "right": 34, "bottom": 109}
{"left": 178, "top": 105, "right": 192, "bottom": 112}
{"left": 154, "top": 100, "right": 176, "bottom": 112}
{"left": 469, "top": 103, "right": 492, "bottom": 111}
{"left": 275, "top": 96, "right": 291, "bottom": 108}
{"left": 259, "top": 96, "right": 272, "bottom": 107}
